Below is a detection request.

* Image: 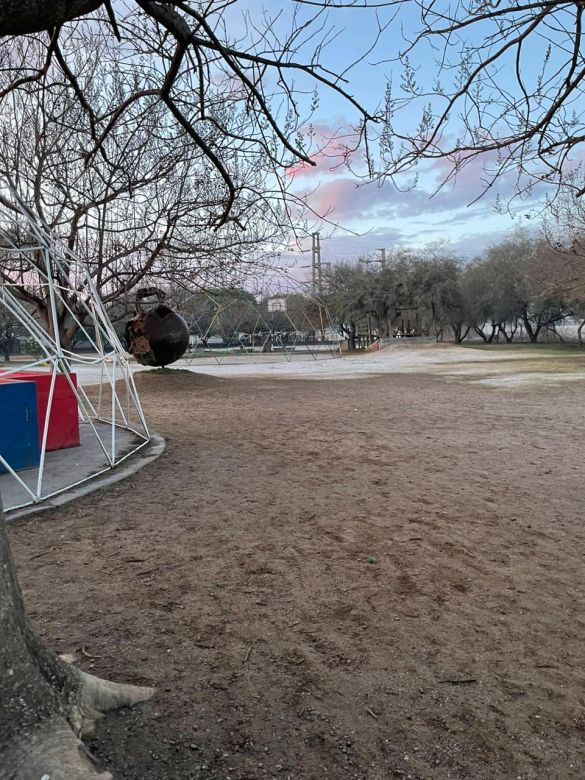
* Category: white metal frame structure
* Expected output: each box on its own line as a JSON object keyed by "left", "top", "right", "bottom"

{"left": 0, "top": 191, "right": 150, "bottom": 513}
{"left": 181, "top": 287, "right": 343, "bottom": 366}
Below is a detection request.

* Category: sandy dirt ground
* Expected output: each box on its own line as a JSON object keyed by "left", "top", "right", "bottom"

{"left": 7, "top": 343, "right": 585, "bottom": 779}
{"left": 66, "top": 338, "right": 585, "bottom": 387}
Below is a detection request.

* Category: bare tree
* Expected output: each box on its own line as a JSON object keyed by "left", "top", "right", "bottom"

{"left": 0, "top": 303, "right": 17, "bottom": 359}
{"left": 542, "top": 179, "right": 585, "bottom": 304}
{"left": 0, "top": 35, "right": 295, "bottom": 346}
{"left": 0, "top": 2, "right": 379, "bottom": 224}
{"left": 0, "top": 3, "right": 383, "bottom": 777}
{"left": 375, "top": 0, "right": 585, "bottom": 201}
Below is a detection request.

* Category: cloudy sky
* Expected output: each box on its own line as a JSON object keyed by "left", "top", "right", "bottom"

{"left": 287, "top": 147, "right": 534, "bottom": 263}
{"left": 248, "top": 1, "right": 556, "bottom": 268}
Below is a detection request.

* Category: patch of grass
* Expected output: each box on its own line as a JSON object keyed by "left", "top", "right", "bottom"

{"left": 186, "top": 349, "right": 243, "bottom": 358}
{"left": 366, "top": 555, "right": 377, "bottom": 565}
{"left": 462, "top": 341, "right": 583, "bottom": 354}
{"left": 149, "top": 367, "right": 192, "bottom": 374}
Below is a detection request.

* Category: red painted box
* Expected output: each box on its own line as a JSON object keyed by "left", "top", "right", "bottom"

{"left": 0, "top": 370, "right": 80, "bottom": 451}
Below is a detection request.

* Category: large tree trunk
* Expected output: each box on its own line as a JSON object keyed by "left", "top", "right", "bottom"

{"left": 0, "top": 500, "right": 154, "bottom": 779}
{"left": 452, "top": 323, "right": 471, "bottom": 344}
{"left": 0, "top": 1, "right": 104, "bottom": 35}
{"left": 36, "top": 301, "right": 84, "bottom": 351}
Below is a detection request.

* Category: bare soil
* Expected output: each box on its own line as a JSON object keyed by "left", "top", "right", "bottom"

{"left": 7, "top": 364, "right": 585, "bottom": 779}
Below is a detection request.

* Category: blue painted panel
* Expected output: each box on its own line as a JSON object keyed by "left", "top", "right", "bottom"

{"left": 0, "top": 381, "right": 41, "bottom": 473}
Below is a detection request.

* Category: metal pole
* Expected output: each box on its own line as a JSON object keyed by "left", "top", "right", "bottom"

{"left": 311, "top": 233, "right": 314, "bottom": 293}
{"left": 316, "top": 233, "right": 323, "bottom": 297}
{"left": 35, "top": 361, "right": 58, "bottom": 499}
{"left": 111, "top": 353, "right": 116, "bottom": 464}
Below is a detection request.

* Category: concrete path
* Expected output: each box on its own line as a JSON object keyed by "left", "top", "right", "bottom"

{"left": 3, "top": 426, "right": 165, "bottom": 521}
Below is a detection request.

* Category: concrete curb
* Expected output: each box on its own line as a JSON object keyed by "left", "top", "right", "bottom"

{"left": 5, "top": 432, "right": 166, "bottom": 523}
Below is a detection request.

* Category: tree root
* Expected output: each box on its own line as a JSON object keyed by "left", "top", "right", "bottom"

{"left": 2, "top": 717, "right": 111, "bottom": 780}
{"left": 71, "top": 669, "right": 154, "bottom": 738}
{"left": 1, "top": 665, "right": 154, "bottom": 780}
{"left": 0, "top": 502, "right": 154, "bottom": 779}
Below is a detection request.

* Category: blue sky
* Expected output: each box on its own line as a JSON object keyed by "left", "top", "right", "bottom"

{"left": 232, "top": 0, "right": 569, "bottom": 266}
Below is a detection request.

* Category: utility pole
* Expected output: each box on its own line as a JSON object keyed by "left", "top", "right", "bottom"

{"left": 376, "top": 248, "right": 387, "bottom": 341}
{"left": 312, "top": 232, "right": 323, "bottom": 297}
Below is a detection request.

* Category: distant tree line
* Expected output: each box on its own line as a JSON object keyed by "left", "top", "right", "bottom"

{"left": 327, "top": 235, "right": 585, "bottom": 349}
{"left": 161, "top": 287, "right": 324, "bottom": 342}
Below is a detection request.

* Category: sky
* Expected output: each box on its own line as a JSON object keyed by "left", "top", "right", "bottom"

{"left": 95, "top": 0, "right": 580, "bottom": 278}
{"left": 286, "top": 147, "right": 535, "bottom": 263}
{"left": 235, "top": 0, "right": 573, "bottom": 269}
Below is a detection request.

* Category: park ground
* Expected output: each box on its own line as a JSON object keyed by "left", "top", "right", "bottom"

{"left": 7, "top": 342, "right": 585, "bottom": 779}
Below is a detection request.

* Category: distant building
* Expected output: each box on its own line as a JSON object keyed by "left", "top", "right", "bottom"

{"left": 267, "top": 297, "right": 287, "bottom": 313}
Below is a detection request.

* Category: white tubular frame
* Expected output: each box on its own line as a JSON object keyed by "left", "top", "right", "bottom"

{"left": 0, "top": 189, "right": 150, "bottom": 512}
{"left": 182, "top": 286, "right": 343, "bottom": 367}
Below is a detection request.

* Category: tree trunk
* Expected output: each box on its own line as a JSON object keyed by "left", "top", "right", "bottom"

{"left": 499, "top": 323, "right": 511, "bottom": 343}
{"left": 499, "top": 319, "right": 518, "bottom": 343}
{"left": 348, "top": 321, "right": 357, "bottom": 352}
{"left": 578, "top": 319, "right": 585, "bottom": 346}
{"left": 453, "top": 324, "right": 471, "bottom": 344}
{"left": 37, "top": 304, "right": 84, "bottom": 351}
{"left": 0, "top": 500, "right": 154, "bottom": 779}
{"left": 521, "top": 315, "right": 540, "bottom": 343}
{"left": 0, "top": 1, "right": 104, "bottom": 36}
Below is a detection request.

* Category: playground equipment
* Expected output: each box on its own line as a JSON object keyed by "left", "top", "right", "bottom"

{"left": 177, "top": 286, "right": 342, "bottom": 366}
{"left": 0, "top": 190, "right": 150, "bottom": 513}
{"left": 125, "top": 287, "right": 189, "bottom": 367}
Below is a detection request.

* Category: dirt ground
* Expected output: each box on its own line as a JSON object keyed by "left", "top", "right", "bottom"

{"left": 7, "top": 349, "right": 585, "bottom": 779}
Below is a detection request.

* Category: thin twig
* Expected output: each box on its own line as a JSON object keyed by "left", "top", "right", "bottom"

{"left": 30, "top": 549, "right": 53, "bottom": 560}
{"left": 81, "top": 645, "right": 103, "bottom": 659}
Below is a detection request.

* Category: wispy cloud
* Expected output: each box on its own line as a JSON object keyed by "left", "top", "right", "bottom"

{"left": 280, "top": 123, "right": 551, "bottom": 265}
{"left": 299, "top": 173, "right": 499, "bottom": 223}
{"left": 287, "top": 121, "right": 362, "bottom": 180}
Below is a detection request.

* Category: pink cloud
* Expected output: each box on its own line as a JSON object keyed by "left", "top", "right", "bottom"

{"left": 298, "top": 165, "right": 513, "bottom": 224}
{"left": 286, "top": 122, "right": 361, "bottom": 180}
{"left": 290, "top": 139, "right": 556, "bottom": 231}
{"left": 307, "top": 178, "right": 382, "bottom": 219}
